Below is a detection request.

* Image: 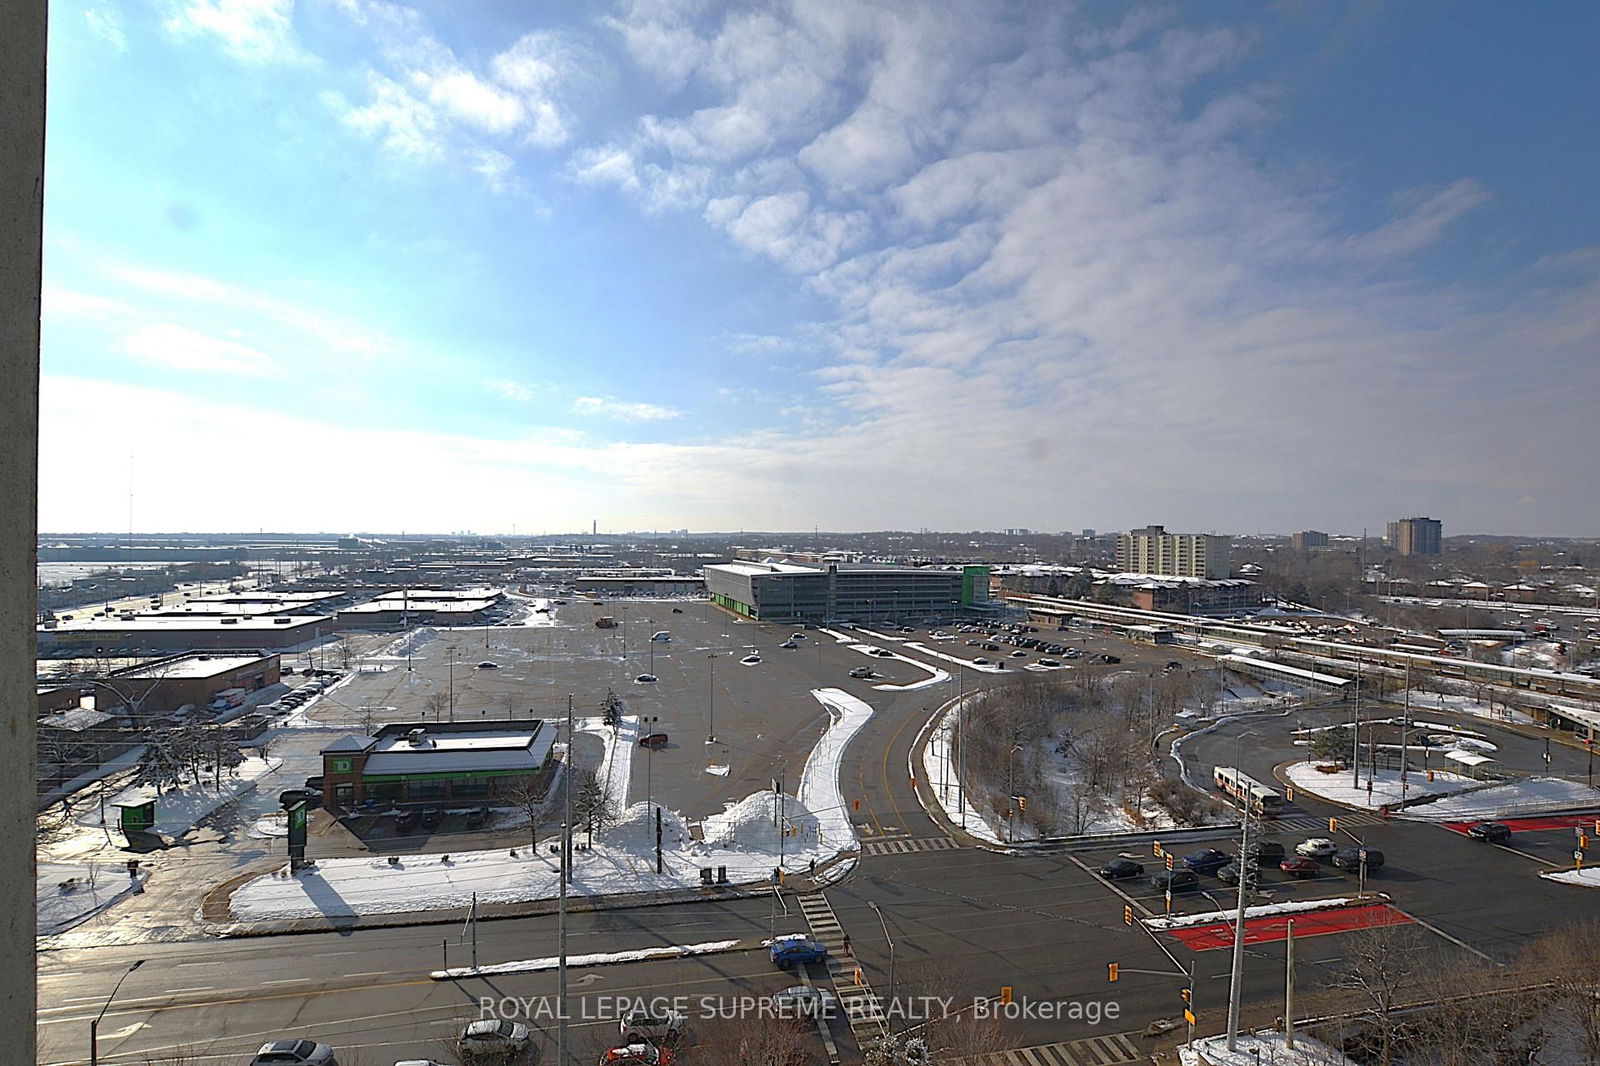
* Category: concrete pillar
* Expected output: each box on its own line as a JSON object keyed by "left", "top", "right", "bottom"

{"left": 0, "top": 0, "right": 46, "bottom": 1057}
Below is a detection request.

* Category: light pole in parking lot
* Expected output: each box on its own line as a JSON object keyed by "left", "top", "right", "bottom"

{"left": 707, "top": 653, "right": 718, "bottom": 744}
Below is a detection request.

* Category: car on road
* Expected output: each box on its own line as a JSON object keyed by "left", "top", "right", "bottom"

{"left": 1279, "top": 855, "right": 1321, "bottom": 878}
{"left": 1182, "top": 848, "right": 1232, "bottom": 874}
{"left": 457, "top": 1019, "right": 531, "bottom": 1059}
{"left": 602, "top": 1044, "right": 671, "bottom": 1066}
{"left": 848, "top": 666, "right": 875, "bottom": 679}
{"left": 250, "top": 1039, "right": 338, "bottom": 1065}
{"left": 1097, "top": 858, "right": 1144, "bottom": 880}
{"left": 639, "top": 733, "right": 669, "bottom": 749}
{"left": 1295, "top": 837, "right": 1337, "bottom": 858}
{"left": 779, "top": 640, "right": 798, "bottom": 649}
{"left": 773, "top": 985, "right": 838, "bottom": 1018}
{"left": 1468, "top": 821, "right": 1513, "bottom": 843}
{"left": 634, "top": 673, "right": 659, "bottom": 684}
{"left": 770, "top": 936, "right": 829, "bottom": 967}
{"left": 1149, "top": 869, "right": 1200, "bottom": 892}
{"left": 279, "top": 787, "right": 321, "bottom": 809}
{"left": 476, "top": 661, "right": 498, "bottom": 669}
{"left": 620, "top": 1008, "right": 686, "bottom": 1044}
{"left": 1332, "top": 846, "right": 1384, "bottom": 871}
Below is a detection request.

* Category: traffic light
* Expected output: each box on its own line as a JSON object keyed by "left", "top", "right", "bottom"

{"left": 1000, "top": 985, "right": 1013, "bottom": 1005}
{"left": 1153, "top": 841, "right": 1164, "bottom": 858}
{"left": 1165, "top": 853, "right": 1174, "bottom": 871}
{"left": 1107, "top": 963, "right": 1118, "bottom": 983}
{"left": 853, "top": 799, "right": 861, "bottom": 811}
{"left": 1018, "top": 795, "right": 1027, "bottom": 813}
{"left": 1124, "top": 904, "right": 1134, "bottom": 926}
{"left": 1181, "top": 988, "right": 1191, "bottom": 1003}
{"left": 1285, "top": 786, "right": 1294, "bottom": 802}
{"left": 1329, "top": 817, "right": 1338, "bottom": 834}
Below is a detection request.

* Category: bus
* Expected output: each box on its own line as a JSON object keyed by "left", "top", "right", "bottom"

{"left": 1213, "top": 766, "right": 1285, "bottom": 818}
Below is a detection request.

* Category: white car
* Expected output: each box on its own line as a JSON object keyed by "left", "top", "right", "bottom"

{"left": 741, "top": 654, "right": 762, "bottom": 664}
{"left": 250, "top": 1040, "right": 337, "bottom": 1066}
{"left": 1295, "top": 838, "right": 1337, "bottom": 859}
{"left": 772, "top": 985, "right": 838, "bottom": 1018}
{"left": 458, "top": 1019, "right": 531, "bottom": 1059}
{"left": 620, "top": 1008, "right": 686, "bottom": 1043}
{"left": 634, "top": 674, "right": 659, "bottom": 684}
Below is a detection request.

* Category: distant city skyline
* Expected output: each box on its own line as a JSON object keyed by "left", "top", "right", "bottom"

{"left": 38, "top": 2, "right": 1600, "bottom": 536}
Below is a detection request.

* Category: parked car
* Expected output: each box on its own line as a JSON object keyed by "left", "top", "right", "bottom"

{"left": 1100, "top": 654, "right": 1121, "bottom": 663}
{"left": 1010, "top": 650, "right": 1027, "bottom": 658}
{"left": 779, "top": 640, "right": 798, "bottom": 649}
{"left": 670, "top": 606, "right": 683, "bottom": 613}
{"left": 770, "top": 936, "right": 828, "bottom": 967}
{"left": 476, "top": 661, "right": 498, "bottom": 669}
{"left": 870, "top": 648, "right": 894, "bottom": 657}
{"left": 457, "top": 1019, "right": 531, "bottom": 1059}
{"left": 972, "top": 657, "right": 990, "bottom": 665}
{"left": 304, "top": 776, "right": 324, "bottom": 791}
{"left": 1468, "top": 821, "right": 1512, "bottom": 843}
{"left": 1038, "top": 658, "right": 1060, "bottom": 666}
{"left": 250, "top": 1039, "right": 337, "bottom": 1065}
{"left": 1279, "top": 856, "right": 1322, "bottom": 878}
{"left": 634, "top": 673, "right": 659, "bottom": 684}
{"left": 1216, "top": 862, "right": 1244, "bottom": 886}
{"left": 639, "top": 733, "right": 669, "bottom": 749}
{"left": 1182, "top": 848, "right": 1232, "bottom": 874}
{"left": 394, "top": 810, "right": 420, "bottom": 833}
{"left": 772, "top": 985, "right": 838, "bottom": 1018}
{"left": 848, "top": 666, "right": 875, "bottom": 678}
{"left": 1149, "top": 869, "right": 1200, "bottom": 892}
{"left": 1098, "top": 858, "right": 1144, "bottom": 880}
{"left": 1295, "top": 837, "right": 1338, "bottom": 858}
{"left": 620, "top": 1008, "right": 686, "bottom": 1044}
{"left": 420, "top": 808, "right": 443, "bottom": 831}
{"left": 601, "top": 1044, "right": 670, "bottom": 1066}
{"left": 1247, "top": 840, "right": 1286, "bottom": 864}
{"left": 741, "top": 654, "right": 762, "bottom": 664}
{"left": 1332, "top": 846, "right": 1384, "bottom": 871}
{"left": 464, "top": 807, "right": 489, "bottom": 830}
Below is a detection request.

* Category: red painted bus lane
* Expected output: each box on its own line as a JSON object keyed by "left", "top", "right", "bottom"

{"left": 1166, "top": 904, "right": 1413, "bottom": 952}
{"left": 1441, "top": 813, "right": 1600, "bottom": 835}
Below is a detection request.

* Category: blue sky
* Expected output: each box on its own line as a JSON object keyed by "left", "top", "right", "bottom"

{"left": 39, "top": 0, "right": 1600, "bottom": 536}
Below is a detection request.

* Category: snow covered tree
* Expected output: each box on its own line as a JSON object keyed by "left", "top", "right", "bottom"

{"left": 134, "top": 729, "right": 186, "bottom": 794}
{"left": 601, "top": 689, "right": 624, "bottom": 730}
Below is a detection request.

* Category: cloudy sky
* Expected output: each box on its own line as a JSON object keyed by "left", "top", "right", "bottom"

{"left": 39, "top": 0, "right": 1600, "bottom": 537}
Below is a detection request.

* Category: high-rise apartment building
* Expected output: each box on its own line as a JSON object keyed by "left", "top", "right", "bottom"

{"left": 1386, "top": 517, "right": 1442, "bottom": 556}
{"left": 1114, "top": 525, "right": 1231, "bottom": 579}
{"left": 1291, "top": 530, "right": 1330, "bottom": 550}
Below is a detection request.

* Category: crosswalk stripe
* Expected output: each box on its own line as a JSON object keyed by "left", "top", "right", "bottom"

{"left": 862, "top": 835, "right": 961, "bottom": 855}
{"left": 972, "top": 1034, "right": 1144, "bottom": 1066}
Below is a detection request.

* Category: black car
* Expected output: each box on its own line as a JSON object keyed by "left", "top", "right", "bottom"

{"left": 1150, "top": 869, "right": 1200, "bottom": 892}
{"left": 1468, "top": 822, "right": 1512, "bottom": 843}
{"left": 304, "top": 776, "right": 324, "bottom": 791}
{"left": 1332, "top": 846, "right": 1384, "bottom": 871}
{"left": 1246, "top": 840, "right": 1286, "bottom": 865}
{"left": 671, "top": 607, "right": 683, "bottom": 613}
{"left": 1098, "top": 858, "right": 1144, "bottom": 880}
{"left": 1216, "top": 862, "right": 1245, "bottom": 886}
{"left": 420, "top": 808, "right": 443, "bottom": 831}
{"left": 1182, "top": 848, "right": 1231, "bottom": 874}
{"left": 279, "top": 787, "right": 321, "bottom": 809}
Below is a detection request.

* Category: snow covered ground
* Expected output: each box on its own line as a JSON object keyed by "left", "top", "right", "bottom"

{"left": 1180, "top": 1032, "right": 1356, "bottom": 1066}
{"left": 1403, "top": 777, "right": 1600, "bottom": 820}
{"left": 37, "top": 862, "right": 149, "bottom": 935}
{"left": 577, "top": 713, "right": 638, "bottom": 812}
{"left": 1144, "top": 896, "right": 1371, "bottom": 931}
{"left": 82, "top": 755, "right": 284, "bottom": 839}
{"left": 226, "top": 687, "right": 873, "bottom": 922}
{"left": 868, "top": 647, "right": 951, "bottom": 691}
{"left": 897, "top": 641, "right": 1005, "bottom": 674}
{"left": 1284, "top": 762, "right": 1481, "bottom": 810}
{"left": 921, "top": 702, "right": 1003, "bottom": 845}
{"left": 434, "top": 939, "right": 741, "bottom": 979}
{"left": 1542, "top": 868, "right": 1600, "bottom": 889}
{"left": 1389, "top": 689, "right": 1537, "bottom": 726}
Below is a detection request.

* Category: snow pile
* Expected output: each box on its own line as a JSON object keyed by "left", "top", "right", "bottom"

{"left": 577, "top": 714, "right": 639, "bottom": 813}
{"left": 900, "top": 642, "right": 1004, "bottom": 674}
{"left": 1403, "top": 776, "right": 1600, "bottom": 820}
{"left": 1180, "top": 1032, "right": 1356, "bottom": 1066}
{"left": 922, "top": 702, "right": 1003, "bottom": 845}
{"left": 1284, "top": 762, "right": 1480, "bottom": 811}
{"left": 1542, "top": 868, "right": 1600, "bottom": 889}
{"left": 608, "top": 801, "right": 692, "bottom": 851}
{"left": 37, "top": 862, "right": 148, "bottom": 935}
{"left": 1144, "top": 895, "right": 1377, "bottom": 931}
{"left": 83, "top": 755, "right": 284, "bottom": 839}
{"left": 434, "top": 939, "right": 741, "bottom": 979}
{"left": 702, "top": 791, "right": 819, "bottom": 852}
{"left": 378, "top": 626, "right": 438, "bottom": 659}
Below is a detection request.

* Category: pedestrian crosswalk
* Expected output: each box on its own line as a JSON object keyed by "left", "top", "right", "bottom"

{"left": 1273, "top": 810, "right": 1383, "bottom": 833}
{"left": 794, "top": 893, "right": 889, "bottom": 1041}
{"left": 972, "top": 1033, "right": 1142, "bottom": 1066}
{"left": 862, "top": 836, "right": 961, "bottom": 856}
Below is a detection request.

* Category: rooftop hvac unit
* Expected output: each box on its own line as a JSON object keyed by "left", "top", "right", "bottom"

{"left": 406, "top": 727, "right": 427, "bottom": 746}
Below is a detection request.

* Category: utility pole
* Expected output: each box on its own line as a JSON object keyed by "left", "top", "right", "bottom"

{"left": 1225, "top": 807, "right": 1251, "bottom": 1052}
{"left": 1352, "top": 659, "right": 1363, "bottom": 789}
{"left": 1400, "top": 661, "right": 1411, "bottom": 797}
{"left": 1285, "top": 918, "right": 1296, "bottom": 1049}
{"left": 557, "top": 694, "right": 572, "bottom": 1066}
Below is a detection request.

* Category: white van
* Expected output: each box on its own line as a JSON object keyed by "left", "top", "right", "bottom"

{"left": 650, "top": 631, "right": 672, "bottom": 642}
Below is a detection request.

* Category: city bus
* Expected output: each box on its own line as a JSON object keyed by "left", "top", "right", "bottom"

{"left": 1213, "top": 766, "right": 1285, "bottom": 818}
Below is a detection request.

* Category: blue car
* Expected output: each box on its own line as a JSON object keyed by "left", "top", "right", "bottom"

{"left": 770, "top": 937, "right": 828, "bottom": 968}
{"left": 1182, "top": 848, "right": 1231, "bottom": 874}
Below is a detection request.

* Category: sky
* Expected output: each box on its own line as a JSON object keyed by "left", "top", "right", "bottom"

{"left": 37, "top": 0, "right": 1600, "bottom": 537}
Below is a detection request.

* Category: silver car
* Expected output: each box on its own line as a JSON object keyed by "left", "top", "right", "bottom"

{"left": 250, "top": 1039, "right": 337, "bottom": 1066}
{"left": 458, "top": 1019, "right": 532, "bottom": 1059}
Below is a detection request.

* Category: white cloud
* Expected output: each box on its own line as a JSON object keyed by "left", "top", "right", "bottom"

{"left": 84, "top": 3, "right": 127, "bottom": 50}
{"left": 164, "top": 0, "right": 305, "bottom": 64}
{"left": 572, "top": 396, "right": 682, "bottom": 422}
{"left": 329, "top": 73, "right": 444, "bottom": 162}
{"left": 486, "top": 378, "right": 536, "bottom": 402}
{"left": 119, "top": 323, "right": 275, "bottom": 376}
{"left": 418, "top": 70, "right": 524, "bottom": 136}
{"left": 1345, "top": 179, "right": 1492, "bottom": 258}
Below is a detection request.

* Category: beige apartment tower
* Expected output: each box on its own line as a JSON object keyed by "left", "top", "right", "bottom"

{"left": 1115, "top": 525, "right": 1231, "bottom": 579}
{"left": 1386, "top": 517, "right": 1442, "bottom": 556}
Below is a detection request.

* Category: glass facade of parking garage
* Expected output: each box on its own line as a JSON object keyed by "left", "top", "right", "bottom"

{"left": 703, "top": 561, "right": 973, "bottom": 622}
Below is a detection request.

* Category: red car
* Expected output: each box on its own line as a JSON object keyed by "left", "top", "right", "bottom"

{"left": 602, "top": 1044, "right": 672, "bottom": 1066}
{"left": 1279, "top": 855, "right": 1321, "bottom": 878}
{"left": 639, "top": 733, "right": 669, "bottom": 750}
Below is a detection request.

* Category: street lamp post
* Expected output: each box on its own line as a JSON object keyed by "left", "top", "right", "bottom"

{"left": 868, "top": 900, "right": 897, "bottom": 1003}
{"left": 707, "top": 653, "right": 718, "bottom": 744}
{"left": 448, "top": 648, "right": 455, "bottom": 722}
{"left": 1006, "top": 744, "right": 1023, "bottom": 844}
{"left": 1225, "top": 729, "right": 1258, "bottom": 1053}
{"left": 90, "top": 959, "right": 145, "bottom": 1066}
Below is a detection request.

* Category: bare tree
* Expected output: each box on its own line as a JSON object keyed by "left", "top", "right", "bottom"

{"left": 1335, "top": 926, "right": 1426, "bottom": 1066}
{"left": 505, "top": 779, "right": 550, "bottom": 850}
{"left": 424, "top": 691, "right": 450, "bottom": 721}
{"left": 696, "top": 1012, "right": 813, "bottom": 1066}
{"left": 1524, "top": 917, "right": 1600, "bottom": 1064}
